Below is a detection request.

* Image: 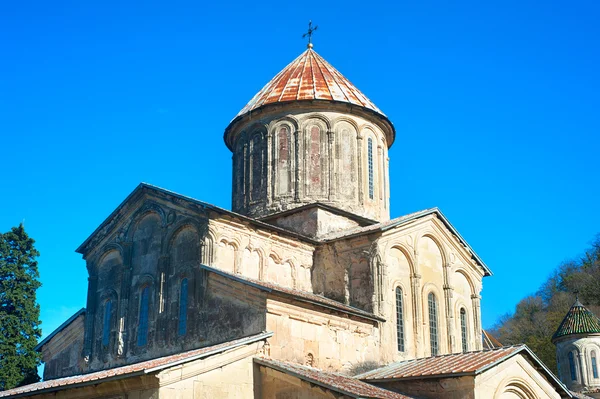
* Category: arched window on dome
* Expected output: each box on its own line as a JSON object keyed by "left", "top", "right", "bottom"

{"left": 367, "top": 137, "right": 374, "bottom": 200}
{"left": 569, "top": 351, "right": 577, "bottom": 381}
{"left": 102, "top": 299, "right": 112, "bottom": 347}
{"left": 428, "top": 292, "right": 439, "bottom": 356}
{"left": 460, "top": 308, "right": 468, "bottom": 353}
{"left": 178, "top": 278, "right": 188, "bottom": 337}
{"left": 395, "top": 287, "right": 405, "bottom": 352}
{"left": 137, "top": 286, "right": 150, "bottom": 347}
{"left": 592, "top": 350, "right": 599, "bottom": 379}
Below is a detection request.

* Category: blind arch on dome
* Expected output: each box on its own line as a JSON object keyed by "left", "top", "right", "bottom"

{"left": 274, "top": 124, "right": 293, "bottom": 197}
{"left": 249, "top": 130, "right": 266, "bottom": 203}
{"left": 335, "top": 122, "right": 357, "bottom": 200}
{"left": 303, "top": 120, "right": 328, "bottom": 198}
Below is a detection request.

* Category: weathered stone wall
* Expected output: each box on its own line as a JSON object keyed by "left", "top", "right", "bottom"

{"left": 256, "top": 363, "right": 353, "bottom": 399}
{"left": 265, "top": 206, "right": 361, "bottom": 239}
{"left": 80, "top": 192, "right": 282, "bottom": 374}
{"left": 312, "top": 214, "right": 485, "bottom": 365}
{"left": 476, "top": 354, "right": 562, "bottom": 399}
{"left": 376, "top": 215, "right": 484, "bottom": 362}
{"left": 207, "top": 217, "right": 315, "bottom": 292}
{"left": 313, "top": 234, "right": 375, "bottom": 312}
{"left": 228, "top": 107, "right": 391, "bottom": 223}
{"left": 373, "top": 376, "right": 475, "bottom": 399}
{"left": 158, "top": 342, "right": 264, "bottom": 399}
{"left": 265, "top": 297, "right": 380, "bottom": 374}
{"left": 41, "top": 313, "right": 85, "bottom": 380}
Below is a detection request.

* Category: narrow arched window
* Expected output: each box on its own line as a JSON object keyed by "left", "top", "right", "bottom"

{"left": 102, "top": 299, "right": 112, "bottom": 347}
{"left": 460, "top": 308, "right": 468, "bottom": 352}
{"left": 428, "top": 292, "right": 439, "bottom": 356}
{"left": 569, "top": 351, "right": 577, "bottom": 381}
{"left": 367, "top": 137, "right": 374, "bottom": 199}
{"left": 137, "top": 286, "right": 150, "bottom": 347}
{"left": 178, "top": 278, "right": 188, "bottom": 336}
{"left": 592, "top": 351, "right": 598, "bottom": 379}
{"left": 395, "top": 287, "right": 405, "bottom": 352}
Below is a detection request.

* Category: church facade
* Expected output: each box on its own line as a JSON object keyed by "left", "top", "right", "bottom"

{"left": 0, "top": 45, "right": 574, "bottom": 399}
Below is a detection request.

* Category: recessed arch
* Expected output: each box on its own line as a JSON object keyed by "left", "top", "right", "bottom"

{"left": 124, "top": 205, "right": 166, "bottom": 241}
{"left": 416, "top": 232, "right": 448, "bottom": 268}
{"left": 299, "top": 113, "right": 331, "bottom": 131}
{"left": 268, "top": 116, "right": 299, "bottom": 133}
{"left": 387, "top": 244, "right": 416, "bottom": 276}
{"left": 494, "top": 378, "right": 538, "bottom": 399}
{"left": 164, "top": 218, "right": 206, "bottom": 252}
{"left": 453, "top": 268, "right": 476, "bottom": 296}
{"left": 331, "top": 115, "right": 360, "bottom": 132}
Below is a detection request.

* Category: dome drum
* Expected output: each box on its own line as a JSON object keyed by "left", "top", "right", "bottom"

{"left": 229, "top": 108, "right": 391, "bottom": 222}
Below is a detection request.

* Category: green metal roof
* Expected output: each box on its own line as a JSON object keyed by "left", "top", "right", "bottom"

{"left": 552, "top": 300, "right": 600, "bottom": 342}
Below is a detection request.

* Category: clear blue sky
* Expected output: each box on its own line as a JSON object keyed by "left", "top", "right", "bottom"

{"left": 1, "top": 0, "right": 599, "bottom": 340}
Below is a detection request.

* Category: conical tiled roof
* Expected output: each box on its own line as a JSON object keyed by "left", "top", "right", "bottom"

{"left": 552, "top": 299, "right": 600, "bottom": 342}
{"left": 234, "top": 48, "right": 385, "bottom": 119}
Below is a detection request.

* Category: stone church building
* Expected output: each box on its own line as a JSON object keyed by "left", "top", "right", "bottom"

{"left": 0, "top": 45, "right": 576, "bottom": 398}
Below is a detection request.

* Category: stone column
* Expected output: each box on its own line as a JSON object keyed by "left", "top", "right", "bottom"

{"left": 327, "top": 130, "right": 335, "bottom": 201}
{"left": 580, "top": 351, "right": 590, "bottom": 387}
{"left": 411, "top": 273, "right": 423, "bottom": 357}
{"left": 443, "top": 283, "right": 455, "bottom": 353}
{"left": 243, "top": 142, "right": 249, "bottom": 209}
{"left": 294, "top": 129, "right": 301, "bottom": 201}
{"left": 82, "top": 264, "right": 97, "bottom": 363}
{"left": 377, "top": 144, "right": 384, "bottom": 201}
{"left": 157, "top": 255, "right": 170, "bottom": 345}
{"left": 266, "top": 130, "right": 273, "bottom": 205}
{"left": 471, "top": 294, "right": 482, "bottom": 350}
{"left": 118, "top": 242, "right": 133, "bottom": 358}
{"left": 385, "top": 156, "right": 390, "bottom": 212}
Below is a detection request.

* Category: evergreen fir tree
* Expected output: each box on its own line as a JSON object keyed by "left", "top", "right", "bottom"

{"left": 0, "top": 224, "right": 42, "bottom": 391}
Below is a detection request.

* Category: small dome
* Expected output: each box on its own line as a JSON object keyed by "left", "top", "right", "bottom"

{"left": 233, "top": 48, "right": 386, "bottom": 120}
{"left": 552, "top": 299, "right": 600, "bottom": 342}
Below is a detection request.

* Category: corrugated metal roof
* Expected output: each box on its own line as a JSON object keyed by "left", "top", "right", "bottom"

{"left": 552, "top": 299, "right": 600, "bottom": 342}
{"left": 357, "top": 346, "right": 526, "bottom": 381}
{"left": 201, "top": 264, "right": 384, "bottom": 322}
{"left": 0, "top": 332, "right": 272, "bottom": 398}
{"left": 255, "top": 357, "right": 416, "bottom": 399}
{"left": 234, "top": 48, "right": 385, "bottom": 119}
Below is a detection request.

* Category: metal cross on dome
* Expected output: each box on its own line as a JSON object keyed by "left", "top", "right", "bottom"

{"left": 303, "top": 21, "right": 318, "bottom": 48}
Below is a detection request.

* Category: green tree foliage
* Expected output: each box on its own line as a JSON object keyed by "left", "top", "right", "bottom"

{"left": 0, "top": 224, "right": 42, "bottom": 391}
{"left": 491, "top": 235, "right": 600, "bottom": 373}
